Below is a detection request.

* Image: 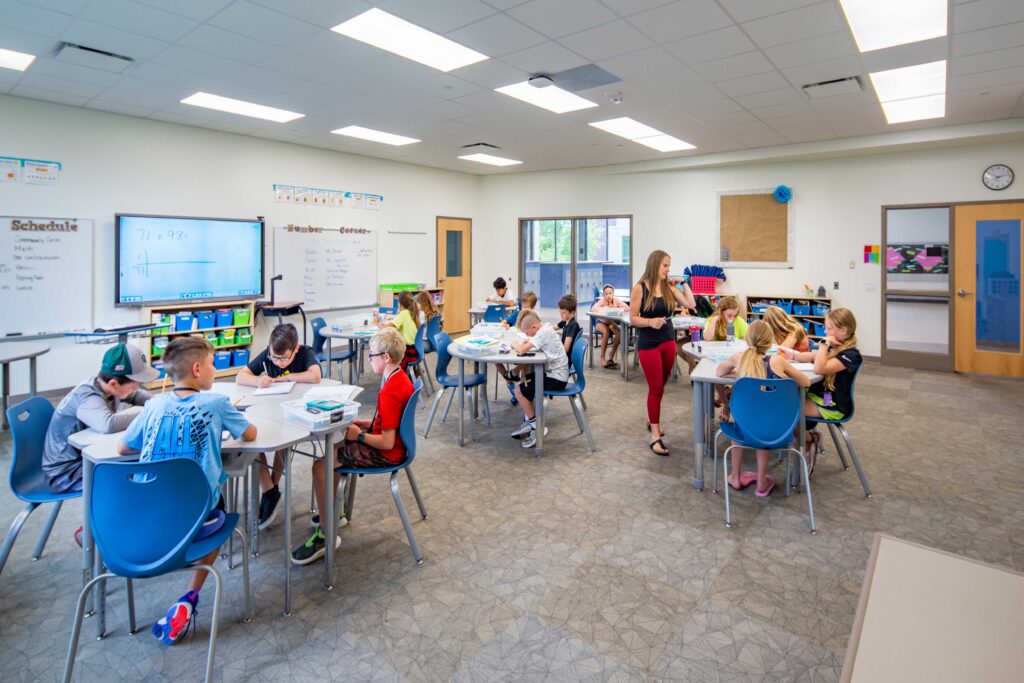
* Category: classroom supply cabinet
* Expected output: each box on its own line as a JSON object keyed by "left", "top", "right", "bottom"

{"left": 745, "top": 294, "right": 832, "bottom": 342}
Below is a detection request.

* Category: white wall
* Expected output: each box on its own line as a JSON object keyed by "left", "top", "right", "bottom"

{"left": 0, "top": 95, "right": 479, "bottom": 394}
{"left": 474, "top": 138, "right": 1024, "bottom": 356}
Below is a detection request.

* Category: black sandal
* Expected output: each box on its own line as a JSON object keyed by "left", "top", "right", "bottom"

{"left": 605, "top": 360, "right": 618, "bottom": 369}
{"left": 648, "top": 438, "right": 670, "bottom": 456}
{"left": 646, "top": 423, "right": 667, "bottom": 437}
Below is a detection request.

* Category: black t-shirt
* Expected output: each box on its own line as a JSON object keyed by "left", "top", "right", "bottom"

{"left": 636, "top": 283, "right": 674, "bottom": 350}
{"left": 247, "top": 345, "right": 319, "bottom": 379}
{"left": 558, "top": 317, "right": 581, "bottom": 348}
{"left": 810, "top": 347, "right": 862, "bottom": 416}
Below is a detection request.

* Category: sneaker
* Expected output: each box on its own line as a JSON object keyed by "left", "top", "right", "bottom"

{"left": 152, "top": 592, "right": 198, "bottom": 645}
{"left": 73, "top": 526, "right": 83, "bottom": 548}
{"left": 521, "top": 426, "right": 549, "bottom": 449}
{"left": 509, "top": 396, "right": 519, "bottom": 406}
{"left": 510, "top": 420, "right": 534, "bottom": 439}
{"left": 291, "top": 528, "right": 342, "bottom": 566}
{"left": 501, "top": 370, "right": 522, "bottom": 384}
{"left": 310, "top": 512, "right": 349, "bottom": 529}
{"left": 258, "top": 486, "right": 282, "bottom": 530}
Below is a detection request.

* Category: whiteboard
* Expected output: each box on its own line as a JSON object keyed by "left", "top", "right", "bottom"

{"left": 272, "top": 225, "right": 377, "bottom": 311}
{"left": 0, "top": 216, "right": 94, "bottom": 336}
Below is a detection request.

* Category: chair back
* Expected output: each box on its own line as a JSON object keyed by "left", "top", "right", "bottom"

{"left": 505, "top": 308, "right": 520, "bottom": 327}
{"left": 398, "top": 381, "right": 423, "bottom": 465}
{"left": 6, "top": 396, "right": 54, "bottom": 500}
{"left": 568, "top": 336, "right": 588, "bottom": 393}
{"left": 424, "top": 315, "right": 442, "bottom": 354}
{"left": 729, "top": 378, "right": 801, "bottom": 447}
{"left": 310, "top": 316, "right": 328, "bottom": 356}
{"left": 411, "top": 322, "right": 427, "bottom": 363}
{"left": 90, "top": 458, "right": 211, "bottom": 578}
{"left": 840, "top": 361, "right": 862, "bottom": 422}
{"left": 483, "top": 305, "right": 506, "bottom": 323}
{"left": 432, "top": 332, "right": 453, "bottom": 380}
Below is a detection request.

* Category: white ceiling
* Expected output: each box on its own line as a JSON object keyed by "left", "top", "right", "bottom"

{"left": 1, "top": 0, "right": 1023, "bottom": 174}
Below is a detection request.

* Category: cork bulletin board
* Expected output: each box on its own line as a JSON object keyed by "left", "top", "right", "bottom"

{"left": 716, "top": 188, "right": 794, "bottom": 268}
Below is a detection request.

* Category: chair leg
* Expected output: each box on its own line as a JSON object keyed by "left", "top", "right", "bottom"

{"left": 405, "top": 466, "right": 428, "bottom": 519}
{"left": 826, "top": 423, "right": 849, "bottom": 470}
{"left": 224, "top": 482, "right": 234, "bottom": 567}
{"left": 0, "top": 502, "right": 38, "bottom": 576}
{"left": 423, "top": 387, "right": 446, "bottom": 437}
{"left": 712, "top": 429, "right": 725, "bottom": 494}
{"left": 481, "top": 386, "right": 491, "bottom": 426}
{"left": 345, "top": 474, "right": 357, "bottom": 524}
{"left": 791, "top": 448, "right": 817, "bottom": 533}
{"left": 423, "top": 366, "right": 436, "bottom": 396}
{"left": 723, "top": 446, "right": 734, "bottom": 528}
{"left": 196, "top": 563, "right": 222, "bottom": 683}
{"left": 440, "top": 387, "right": 456, "bottom": 423}
{"left": 568, "top": 395, "right": 584, "bottom": 432}
{"left": 126, "top": 578, "right": 137, "bottom": 634}
{"left": 571, "top": 396, "right": 596, "bottom": 452}
{"left": 32, "top": 500, "right": 63, "bottom": 561}
{"left": 309, "top": 475, "right": 316, "bottom": 515}
{"left": 390, "top": 472, "right": 423, "bottom": 565}
{"left": 232, "top": 527, "right": 252, "bottom": 622}
{"left": 63, "top": 572, "right": 113, "bottom": 683}
{"left": 579, "top": 392, "right": 587, "bottom": 411}
{"left": 837, "top": 424, "right": 871, "bottom": 497}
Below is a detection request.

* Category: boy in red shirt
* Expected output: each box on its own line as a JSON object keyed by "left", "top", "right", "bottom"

{"left": 292, "top": 327, "right": 413, "bottom": 565}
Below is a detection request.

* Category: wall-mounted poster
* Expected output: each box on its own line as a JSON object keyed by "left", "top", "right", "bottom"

{"left": 887, "top": 243, "right": 949, "bottom": 274}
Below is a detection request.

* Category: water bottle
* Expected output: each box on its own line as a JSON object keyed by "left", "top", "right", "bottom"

{"left": 689, "top": 326, "right": 700, "bottom": 344}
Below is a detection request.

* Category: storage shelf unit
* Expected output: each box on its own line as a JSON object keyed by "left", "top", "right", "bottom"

{"left": 142, "top": 299, "right": 256, "bottom": 387}
{"left": 745, "top": 294, "right": 832, "bottom": 340}
{"left": 377, "top": 286, "right": 444, "bottom": 314}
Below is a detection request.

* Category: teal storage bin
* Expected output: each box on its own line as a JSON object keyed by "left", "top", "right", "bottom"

{"left": 812, "top": 322, "right": 826, "bottom": 336}
{"left": 232, "top": 349, "right": 250, "bottom": 367}
{"left": 213, "top": 351, "right": 232, "bottom": 370}
{"left": 813, "top": 304, "right": 830, "bottom": 317}
{"left": 196, "top": 311, "right": 215, "bottom": 329}
{"left": 776, "top": 300, "right": 793, "bottom": 314}
{"left": 793, "top": 303, "right": 811, "bottom": 316}
{"left": 215, "top": 309, "right": 233, "bottom": 327}
{"left": 174, "top": 312, "right": 193, "bottom": 332}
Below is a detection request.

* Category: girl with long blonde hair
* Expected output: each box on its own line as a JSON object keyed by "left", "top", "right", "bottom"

{"left": 763, "top": 306, "right": 809, "bottom": 352}
{"left": 629, "top": 249, "right": 696, "bottom": 456}
{"left": 415, "top": 290, "right": 439, "bottom": 325}
{"left": 716, "top": 320, "right": 809, "bottom": 495}
{"left": 704, "top": 295, "right": 747, "bottom": 341}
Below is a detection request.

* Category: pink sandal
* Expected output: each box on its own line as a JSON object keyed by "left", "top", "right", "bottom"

{"left": 755, "top": 474, "right": 776, "bottom": 498}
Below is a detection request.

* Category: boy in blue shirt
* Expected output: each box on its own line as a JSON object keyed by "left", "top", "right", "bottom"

{"left": 118, "top": 337, "right": 256, "bottom": 646}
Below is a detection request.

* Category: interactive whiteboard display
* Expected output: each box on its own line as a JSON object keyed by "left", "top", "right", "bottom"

{"left": 116, "top": 214, "right": 264, "bottom": 306}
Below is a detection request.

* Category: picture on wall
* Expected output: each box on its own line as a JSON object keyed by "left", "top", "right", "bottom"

{"left": 886, "top": 243, "right": 949, "bottom": 274}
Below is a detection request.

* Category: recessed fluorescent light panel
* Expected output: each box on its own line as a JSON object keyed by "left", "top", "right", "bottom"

{"left": 869, "top": 60, "right": 946, "bottom": 124}
{"left": 838, "top": 0, "right": 947, "bottom": 52}
{"left": 458, "top": 153, "right": 522, "bottom": 167}
{"left": 332, "top": 8, "right": 487, "bottom": 72}
{"left": 495, "top": 81, "right": 599, "bottom": 114}
{"left": 181, "top": 92, "right": 304, "bottom": 123}
{"left": 589, "top": 117, "right": 696, "bottom": 152}
{"left": 332, "top": 125, "right": 420, "bottom": 146}
{"left": 0, "top": 47, "right": 36, "bottom": 71}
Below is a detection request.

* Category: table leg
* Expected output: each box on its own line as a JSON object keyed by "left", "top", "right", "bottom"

{"left": 325, "top": 337, "right": 333, "bottom": 381}
{"left": 349, "top": 341, "right": 357, "bottom": 385}
{"left": 249, "top": 458, "right": 260, "bottom": 557}
{"left": 588, "top": 317, "right": 595, "bottom": 369}
{"left": 534, "top": 362, "right": 544, "bottom": 458}
{"left": 470, "top": 362, "right": 478, "bottom": 444}
{"left": 621, "top": 322, "right": 630, "bottom": 380}
{"left": 458, "top": 358, "right": 465, "bottom": 447}
{"left": 284, "top": 448, "right": 293, "bottom": 616}
{"left": 82, "top": 458, "right": 95, "bottom": 615}
{"left": 29, "top": 356, "right": 37, "bottom": 396}
{"left": 692, "top": 379, "right": 704, "bottom": 490}
{"left": 300, "top": 309, "right": 307, "bottom": 346}
{"left": 1, "top": 362, "right": 8, "bottom": 431}
{"left": 323, "top": 432, "right": 336, "bottom": 590}
{"left": 797, "top": 387, "right": 807, "bottom": 493}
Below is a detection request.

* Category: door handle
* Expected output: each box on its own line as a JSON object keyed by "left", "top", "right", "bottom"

{"left": 438, "top": 277, "right": 446, "bottom": 283}
{"left": 956, "top": 288, "right": 970, "bottom": 297}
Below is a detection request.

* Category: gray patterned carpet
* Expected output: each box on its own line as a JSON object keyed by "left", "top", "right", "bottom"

{"left": 1, "top": 358, "right": 1022, "bottom": 682}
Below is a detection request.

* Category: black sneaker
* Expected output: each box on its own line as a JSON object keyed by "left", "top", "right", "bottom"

{"left": 291, "top": 528, "right": 340, "bottom": 565}
{"left": 311, "top": 511, "right": 349, "bottom": 529}
{"left": 258, "top": 486, "right": 281, "bottom": 530}
{"left": 501, "top": 369, "right": 522, "bottom": 384}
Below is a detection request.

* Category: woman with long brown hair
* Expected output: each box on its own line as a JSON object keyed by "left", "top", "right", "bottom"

{"left": 629, "top": 250, "right": 696, "bottom": 455}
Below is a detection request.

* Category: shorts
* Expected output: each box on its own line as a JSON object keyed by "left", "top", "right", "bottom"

{"left": 400, "top": 345, "right": 419, "bottom": 369}
{"left": 808, "top": 392, "right": 845, "bottom": 421}
{"left": 336, "top": 439, "right": 403, "bottom": 469}
{"left": 519, "top": 374, "right": 568, "bottom": 403}
{"left": 47, "top": 464, "right": 83, "bottom": 494}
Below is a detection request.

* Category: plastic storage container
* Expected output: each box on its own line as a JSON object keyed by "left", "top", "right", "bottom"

{"left": 812, "top": 322, "right": 827, "bottom": 336}
{"left": 792, "top": 303, "right": 811, "bottom": 316}
{"left": 232, "top": 349, "right": 250, "bottom": 367}
{"left": 153, "top": 361, "right": 165, "bottom": 379}
{"left": 196, "top": 311, "right": 215, "bottom": 329}
{"left": 215, "top": 309, "right": 233, "bottom": 327}
{"left": 775, "top": 300, "right": 793, "bottom": 314}
{"left": 236, "top": 328, "right": 252, "bottom": 345}
{"left": 175, "top": 312, "right": 194, "bottom": 332}
{"left": 213, "top": 350, "right": 232, "bottom": 370}
{"left": 232, "top": 307, "right": 251, "bottom": 326}
{"left": 813, "top": 304, "right": 830, "bottom": 317}
{"left": 152, "top": 336, "right": 168, "bottom": 357}
{"left": 689, "top": 276, "right": 717, "bottom": 295}
{"left": 750, "top": 303, "right": 769, "bottom": 314}
{"left": 205, "top": 331, "right": 220, "bottom": 346}
{"left": 218, "top": 328, "right": 236, "bottom": 346}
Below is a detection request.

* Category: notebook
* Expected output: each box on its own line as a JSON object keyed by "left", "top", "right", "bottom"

{"left": 253, "top": 381, "right": 296, "bottom": 396}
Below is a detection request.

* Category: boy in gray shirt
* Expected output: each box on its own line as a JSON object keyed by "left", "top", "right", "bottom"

{"left": 43, "top": 343, "right": 158, "bottom": 495}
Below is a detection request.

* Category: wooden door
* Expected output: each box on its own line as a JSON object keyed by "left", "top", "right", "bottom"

{"left": 437, "top": 217, "right": 471, "bottom": 333}
{"left": 953, "top": 203, "right": 1024, "bottom": 377}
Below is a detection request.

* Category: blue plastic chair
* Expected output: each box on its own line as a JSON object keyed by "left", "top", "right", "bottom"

{"left": 423, "top": 333, "right": 490, "bottom": 437}
{"left": 311, "top": 316, "right": 357, "bottom": 381}
{"left": 336, "top": 381, "right": 427, "bottom": 564}
{"left": 423, "top": 314, "right": 442, "bottom": 356}
{"left": 505, "top": 308, "right": 520, "bottom": 327}
{"left": 0, "top": 397, "right": 81, "bottom": 577}
{"left": 483, "top": 304, "right": 506, "bottom": 323}
{"left": 63, "top": 458, "right": 251, "bottom": 683}
{"left": 806, "top": 363, "right": 870, "bottom": 497}
{"left": 716, "top": 377, "right": 815, "bottom": 533}
{"left": 543, "top": 337, "right": 596, "bottom": 452}
{"left": 405, "top": 322, "right": 435, "bottom": 396}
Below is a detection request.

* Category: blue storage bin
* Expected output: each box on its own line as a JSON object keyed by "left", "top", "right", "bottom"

{"left": 812, "top": 322, "right": 826, "bottom": 336}
{"left": 750, "top": 303, "right": 769, "bottom": 314}
{"left": 802, "top": 321, "right": 812, "bottom": 332}
{"left": 213, "top": 350, "right": 232, "bottom": 370}
{"left": 215, "top": 309, "right": 233, "bottom": 327}
{"left": 813, "top": 304, "right": 830, "bottom": 317}
{"left": 153, "top": 361, "right": 165, "bottom": 379}
{"left": 232, "top": 349, "right": 250, "bottom": 367}
{"left": 174, "top": 312, "right": 194, "bottom": 332}
{"left": 793, "top": 303, "right": 811, "bottom": 316}
{"left": 196, "top": 311, "right": 216, "bottom": 329}
{"left": 776, "top": 300, "right": 793, "bottom": 314}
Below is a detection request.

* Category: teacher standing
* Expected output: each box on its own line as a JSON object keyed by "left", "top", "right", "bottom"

{"left": 630, "top": 249, "right": 696, "bottom": 456}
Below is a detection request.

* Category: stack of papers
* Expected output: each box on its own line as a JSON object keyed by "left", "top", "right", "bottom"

{"left": 253, "top": 381, "right": 295, "bottom": 396}
{"left": 792, "top": 362, "right": 816, "bottom": 372}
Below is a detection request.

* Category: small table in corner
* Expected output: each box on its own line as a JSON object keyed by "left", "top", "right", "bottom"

{"left": 0, "top": 342, "right": 50, "bottom": 430}
{"left": 256, "top": 300, "right": 307, "bottom": 344}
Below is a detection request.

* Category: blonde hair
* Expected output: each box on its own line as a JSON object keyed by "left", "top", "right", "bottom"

{"left": 712, "top": 296, "right": 740, "bottom": 341}
{"left": 370, "top": 327, "right": 406, "bottom": 363}
{"left": 518, "top": 310, "right": 540, "bottom": 329}
{"left": 415, "top": 291, "right": 439, "bottom": 320}
{"left": 737, "top": 320, "right": 773, "bottom": 379}
{"left": 638, "top": 250, "right": 671, "bottom": 311}
{"left": 521, "top": 291, "right": 538, "bottom": 309}
{"left": 397, "top": 291, "right": 419, "bottom": 321}
{"left": 822, "top": 308, "right": 858, "bottom": 391}
{"left": 763, "top": 306, "right": 806, "bottom": 346}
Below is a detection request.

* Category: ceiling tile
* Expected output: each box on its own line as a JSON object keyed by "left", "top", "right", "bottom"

{"left": 418, "top": 74, "right": 484, "bottom": 100}
{"left": 663, "top": 26, "right": 755, "bottom": 65}
{"left": 627, "top": 0, "right": 733, "bottom": 43}
{"left": 953, "top": 21, "right": 1024, "bottom": 57}
{"left": 952, "top": 46, "right": 1024, "bottom": 77}
{"left": 501, "top": 41, "right": 588, "bottom": 74}
{"left": 692, "top": 51, "right": 774, "bottom": 83}
{"left": 558, "top": 20, "right": 653, "bottom": 62}
{"left": 104, "top": 75, "right": 192, "bottom": 100}
{"left": 507, "top": 0, "right": 617, "bottom": 39}
{"left": 774, "top": 126, "right": 835, "bottom": 143}
{"left": 134, "top": 0, "right": 234, "bottom": 22}
{"left": 682, "top": 97, "right": 743, "bottom": 116}
{"left": 230, "top": 65, "right": 303, "bottom": 95}
{"left": 447, "top": 13, "right": 546, "bottom": 55}
{"left": 10, "top": 84, "right": 90, "bottom": 106}
{"left": 762, "top": 31, "right": 856, "bottom": 69}
{"left": 448, "top": 56, "right": 526, "bottom": 87}
{"left": 600, "top": 0, "right": 675, "bottom": 16}
{"left": 482, "top": 0, "right": 531, "bottom": 10}
{"left": 0, "top": 0, "right": 75, "bottom": 37}
{"left": 17, "top": 71, "right": 106, "bottom": 97}
{"left": 79, "top": 0, "right": 197, "bottom": 42}
{"left": 781, "top": 55, "right": 863, "bottom": 88}
{"left": 376, "top": 0, "right": 495, "bottom": 33}
{"left": 809, "top": 93, "right": 877, "bottom": 115}
{"left": 749, "top": 100, "right": 816, "bottom": 120}
{"left": 128, "top": 60, "right": 240, "bottom": 93}
{"left": 154, "top": 45, "right": 244, "bottom": 79}
{"left": 208, "top": 1, "right": 322, "bottom": 48}
{"left": 0, "top": 24, "right": 58, "bottom": 54}
{"left": 950, "top": 65, "right": 1024, "bottom": 92}
{"left": 289, "top": 31, "right": 379, "bottom": 73}
{"left": 742, "top": 2, "right": 844, "bottom": 49}
{"left": 178, "top": 25, "right": 283, "bottom": 64}
{"left": 89, "top": 89, "right": 174, "bottom": 110}
{"left": 717, "top": 0, "right": 820, "bottom": 23}
{"left": 59, "top": 18, "right": 171, "bottom": 60}
{"left": 716, "top": 71, "right": 790, "bottom": 97}
{"left": 24, "top": 0, "right": 91, "bottom": 12}
{"left": 25, "top": 57, "right": 123, "bottom": 87}
{"left": 598, "top": 47, "right": 702, "bottom": 90}
{"left": 954, "top": 0, "right": 1024, "bottom": 34}
{"left": 248, "top": 0, "right": 368, "bottom": 27}
{"left": 733, "top": 86, "right": 803, "bottom": 108}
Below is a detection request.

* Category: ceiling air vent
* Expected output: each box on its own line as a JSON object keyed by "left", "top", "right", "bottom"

{"left": 460, "top": 142, "right": 502, "bottom": 149}
{"left": 56, "top": 42, "right": 134, "bottom": 73}
{"left": 802, "top": 75, "right": 864, "bottom": 100}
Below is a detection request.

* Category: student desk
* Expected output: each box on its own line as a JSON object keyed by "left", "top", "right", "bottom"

{"left": 842, "top": 534, "right": 1024, "bottom": 682}
{"left": 0, "top": 342, "right": 49, "bottom": 430}
{"left": 448, "top": 334, "right": 549, "bottom": 457}
{"left": 320, "top": 327, "right": 376, "bottom": 384}
{"left": 684, "top": 345, "right": 820, "bottom": 492}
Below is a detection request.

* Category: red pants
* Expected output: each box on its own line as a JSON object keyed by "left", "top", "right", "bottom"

{"left": 638, "top": 339, "right": 675, "bottom": 424}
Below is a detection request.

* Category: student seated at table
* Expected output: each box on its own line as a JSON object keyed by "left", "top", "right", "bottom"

{"left": 716, "top": 320, "right": 809, "bottom": 496}
{"left": 415, "top": 290, "right": 439, "bottom": 326}
{"left": 508, "top": 310, "right": 570, "bottom": 449}
{"left": 236, "top": 323, "right": 321, "bottom": 530}
{"left": 292, "top": 328, "right": 413, "bottom": 565}
{"left": 486, "top": 276, "right": 516, "bottom": 307}
{"left": 118, "top": 337, "right": 256, "bottom": 645}
{"left": 42, "top": 343, "right": 158, "bottom": 545}
{"left": 385, "top": 291, "right": 421, "bottom": 373}
{"left": 557, "top": 294, "right": 581, "bottom": 354}
{"left": 704, "top": 295, "right": 747, "bottom": 341}
{"left": 763, "top": 305, "right": 810, "bottom": 352}
{"left": 590, "top": 284, "right": 628, "bottom": 369}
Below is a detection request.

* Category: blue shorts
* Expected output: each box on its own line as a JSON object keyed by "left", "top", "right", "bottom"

{"left": 48, "top": 464, "right": 83, "bottom": 494}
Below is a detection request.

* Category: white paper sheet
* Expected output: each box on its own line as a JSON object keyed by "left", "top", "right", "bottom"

{"left": 253, "top": 381, "right": 296, "bottom": 396}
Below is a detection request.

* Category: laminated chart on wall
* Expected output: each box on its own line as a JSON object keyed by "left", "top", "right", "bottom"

{"left": 272, "top": 224, "right": 378, "bottom": 311}
{"left": 0, "top": 216, "right": 93, "bottom": 335}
